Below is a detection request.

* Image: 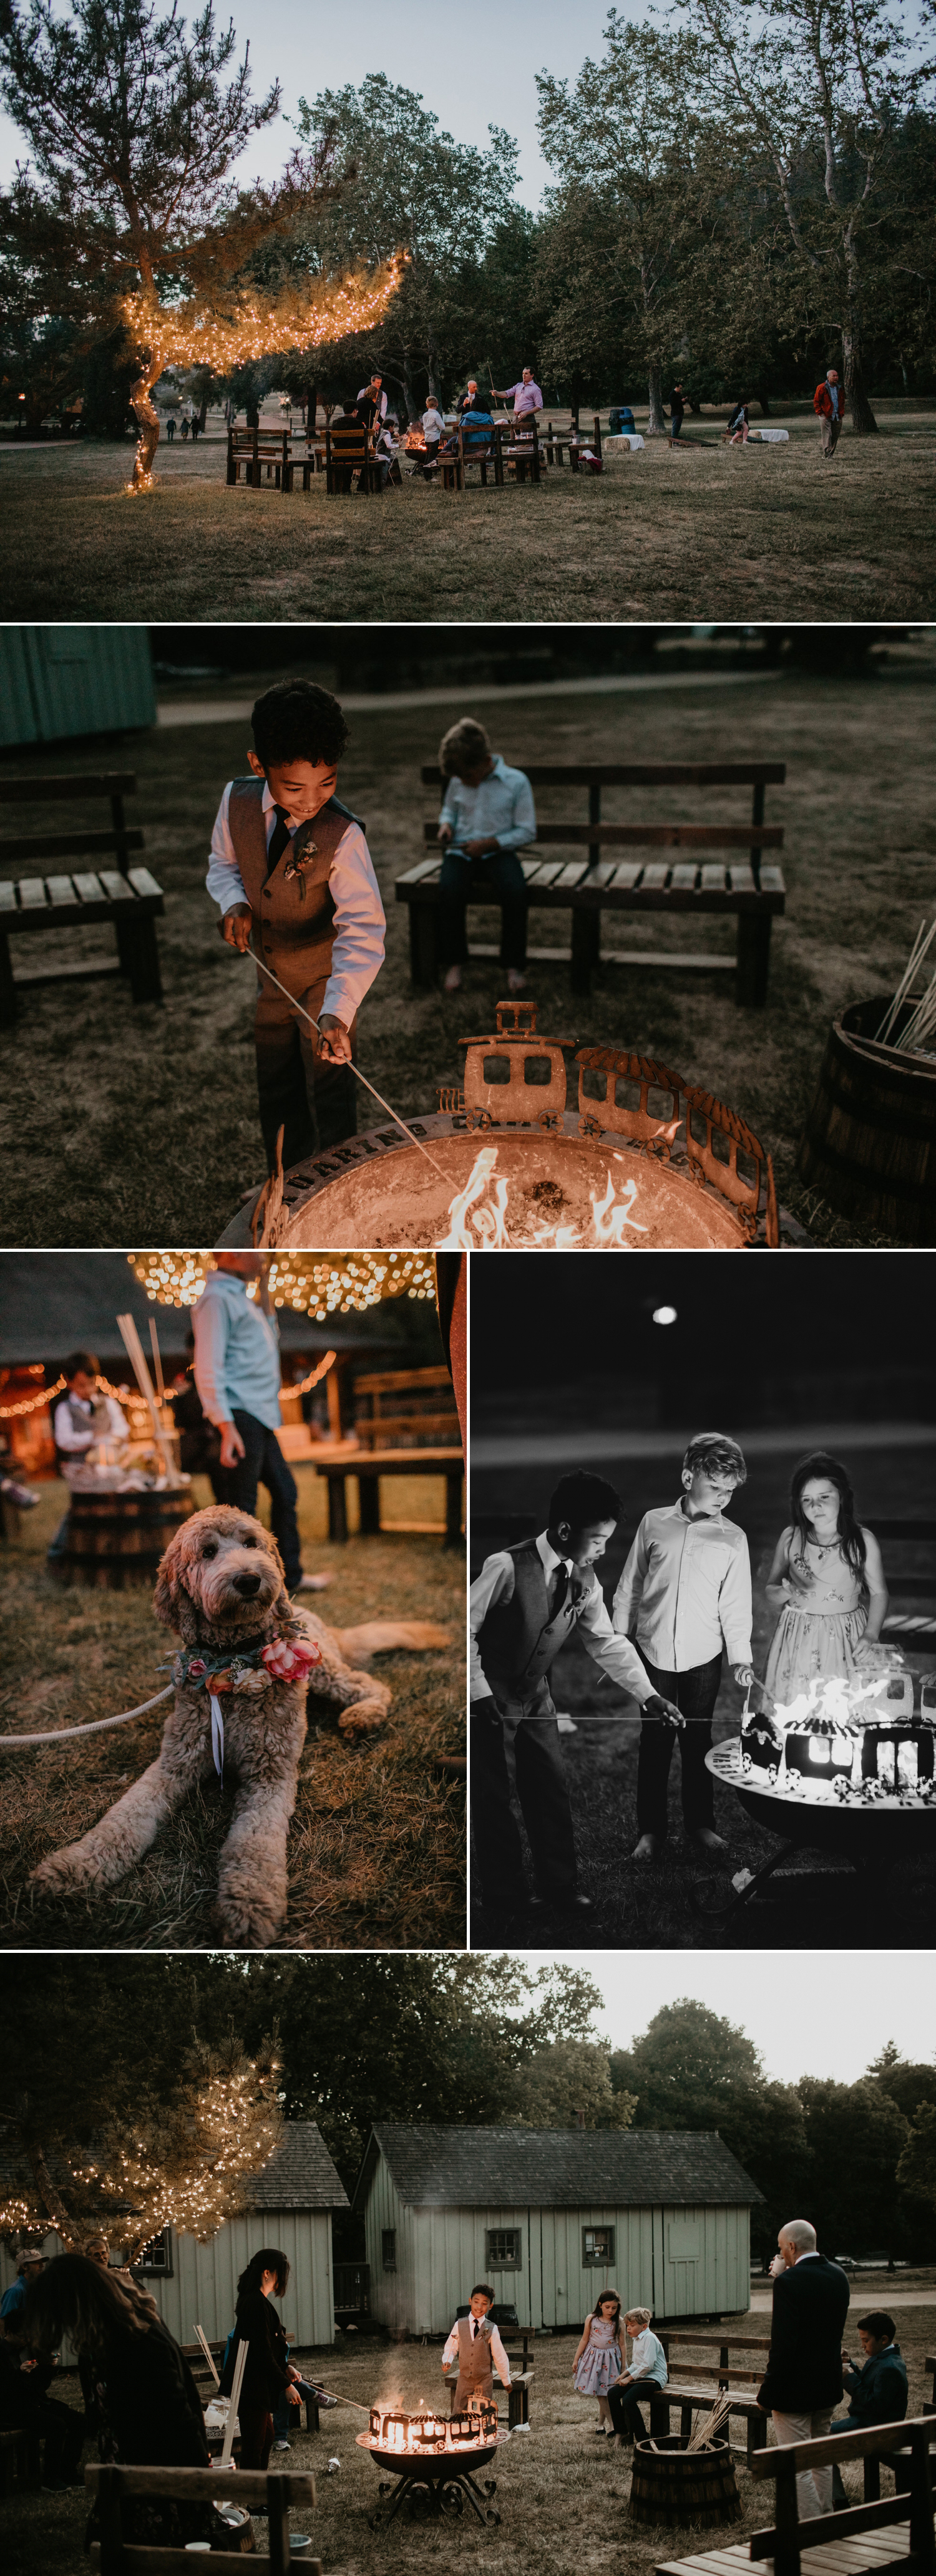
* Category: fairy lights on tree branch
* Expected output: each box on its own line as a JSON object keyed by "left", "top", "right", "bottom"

{"left": 123, "top": 253, "right": 406, "bottom": 491}
{"left": 0, "top": 2040, "right": 285, "bottom": 2264}
{"left": 127, "top": 1252, "right": 437, "bottom": 1315}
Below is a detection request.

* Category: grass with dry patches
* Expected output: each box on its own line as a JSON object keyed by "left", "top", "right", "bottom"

{"left": 1, "top": 402, "right": 935, "bottom": 621}
{"left": 0, "top": 1476, "right": 466, "bottom": 1950}
{"left": 1, "top": 642, "right": 935, "bottom": 1247}
{"left": 4, "top": 2295, "right": 935, "bottom": 2576}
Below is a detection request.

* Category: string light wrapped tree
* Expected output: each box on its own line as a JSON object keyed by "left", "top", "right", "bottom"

{"left": 0, "top": 0, "right": 404, "bottom": 491}
{"left": 0, "top": 2027, "right": 284, "bottom": 2263}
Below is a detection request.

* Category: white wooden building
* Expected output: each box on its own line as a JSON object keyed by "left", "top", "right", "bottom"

{"left": 353, "top": 2125, "right": 762, "bottom": 2333}
{"left": 0, "top": 2123, "right": 348, "bottom": 2355}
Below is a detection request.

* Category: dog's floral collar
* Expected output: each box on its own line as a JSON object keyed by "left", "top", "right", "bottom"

{"left": 176, "top": 1637, "right": 322, "bottom": 1780}
{"left": 180, "top": 1637, "right": 321, "bottom": 1696}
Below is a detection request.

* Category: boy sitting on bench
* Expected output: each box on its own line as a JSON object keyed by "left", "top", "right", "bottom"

{"left": 436, "top": 717, "right": 535, "bottom": 998}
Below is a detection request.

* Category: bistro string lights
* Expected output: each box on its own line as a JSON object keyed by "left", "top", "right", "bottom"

{"left": 0, "top": 2050, "right": 284, "bottom": 2261}
{"left": 127, "top": 1252, "right": 437, "bottom": 1316}
{"left": 122, "top": 253, "right": 407, "bottom": 491}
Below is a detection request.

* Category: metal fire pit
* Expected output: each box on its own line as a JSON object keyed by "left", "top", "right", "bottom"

{"left": 356, "top": 2406, "right": 503, "bottom": 2529}
{"left": 693, "top": 1667, "right": 936, "bottom": 1927}
{"left": 223, "top": 1002, "right": 802, "bottom": 1252}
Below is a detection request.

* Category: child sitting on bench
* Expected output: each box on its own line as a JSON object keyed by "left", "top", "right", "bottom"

{"left": 436, "top": 717, "right": 536, "bottom": 998}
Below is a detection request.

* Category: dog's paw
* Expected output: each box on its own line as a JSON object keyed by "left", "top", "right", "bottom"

{"left": 31, "top": 1847, "right": 96, "bottom": 1897}
{"left": 338, "top": 1698, "right": 388, "bottom": 1736}
{"left": 213, "top": 1894, "right": 285, "bottom": 1950}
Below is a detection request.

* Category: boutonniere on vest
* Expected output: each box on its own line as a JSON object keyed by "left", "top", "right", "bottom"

{"left": 177, "top": 1637, "right": 322, "bottom": 1779}
{"left": 284, "top": 838, "right": 318, "bottom": 898}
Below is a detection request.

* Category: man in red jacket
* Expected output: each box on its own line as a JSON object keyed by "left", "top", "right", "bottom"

{"left": 814, "top": 370, "right": 843, "bottom": 457}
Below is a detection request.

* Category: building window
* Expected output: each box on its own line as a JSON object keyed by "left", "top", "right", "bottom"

{"left": 582, "top": 2227, "right": 615, "bottom": 2267}
{"left": 485, "top": 2229, "right": 521, "bottom": 2269}
{"left": 136, "top": 2229, "right": 172, "bottom": 2276}
{"left": 381, "top": 2229, "right": 396, "bottom": 2272}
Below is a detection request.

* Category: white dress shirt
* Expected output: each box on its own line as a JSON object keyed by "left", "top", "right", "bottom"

{"left": 206, "top": 780, "right": 386, "bottom": 1031}
{"left": 612, "top": 1499, "right": 753, "bottom": 1670}
{"left": 470, "top": 1530, "right": 656, "bottom": 1708}
{"left": 439, "top": 755, "right": 537, "bottom": 855}
{"left": 442, "top": 2315, "right": 511, "bottom": 2385}
{"left": 54, "top": 1394, "right": 128, "bottom": 1451}
{"left": 358, "top": 384, "right": 388, "bottom": 420}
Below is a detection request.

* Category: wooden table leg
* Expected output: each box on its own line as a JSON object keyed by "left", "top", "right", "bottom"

{"left": 444, "top": 1471, "right": 464, "bottom": 1550}
{"left": 358, "top": 1476, "right": 381, "bottom": 1536}
{"left": 736, "top": 909, "right": 772, "bottom": 1007}
{"left": 328, "top": 1473, "right": 348, "bottom": 1544}
{"left": 570, "top": 905, "right": 600, "bottom": 995}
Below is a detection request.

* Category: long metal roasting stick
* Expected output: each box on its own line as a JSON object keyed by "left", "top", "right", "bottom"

{"left": 242, "top": 946, "right": 454, "bottom": 1187}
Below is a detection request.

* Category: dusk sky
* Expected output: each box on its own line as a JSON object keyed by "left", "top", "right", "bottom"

{"left": 513, "top": 1955, "right": 935, "bottom": 2088}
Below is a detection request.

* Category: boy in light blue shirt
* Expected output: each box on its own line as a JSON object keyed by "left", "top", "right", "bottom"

{"left": 436, "top": 717, "right": 536, "bottom": 997}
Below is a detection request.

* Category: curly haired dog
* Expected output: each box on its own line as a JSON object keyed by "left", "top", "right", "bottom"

{"left": 31, "top": 1504, "right": 449, "bottom": 1948}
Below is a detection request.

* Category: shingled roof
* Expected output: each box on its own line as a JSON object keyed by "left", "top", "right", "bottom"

{"left": 246, "top": 2123, "right": 348, "bottom": 2213}
{"left": 354, "top": 2125, "right": 763, "bottom": 2211}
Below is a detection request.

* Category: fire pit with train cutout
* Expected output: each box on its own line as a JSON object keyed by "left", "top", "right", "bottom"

{"left": 230, "top": 1002, "right": 796, "bottom": 1251}
{"left": 356, "top": 2396, "right": 504, "bottom": 2527}
{"left": 694, "top": 1649, "right": 936, "bottom": 1927}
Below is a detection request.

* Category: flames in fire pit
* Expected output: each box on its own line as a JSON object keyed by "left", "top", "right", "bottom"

{"left": 740, "top": 1664, "right": 936, "bottom": 1808}
{"left": 246, "top": 1002, "right": 786, "bottom": 1253}
{"left": 359, "top": 2399, "right": 499, "bottom": 2456}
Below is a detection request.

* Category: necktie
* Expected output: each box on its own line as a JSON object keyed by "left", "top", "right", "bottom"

{"left": 266, "top": 805, "right": 292, "bottom": 876}
{"left": 550, "top": 1564, "right": 569, "bottom": 1620}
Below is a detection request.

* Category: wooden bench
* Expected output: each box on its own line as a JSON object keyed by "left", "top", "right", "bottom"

{"left": 657, "top": 2415, "right": 936, "bottom": 2576}
{"left": 646, "top": 2329, "right": 771, "bottom": 2469}
{"left": 442, "top": 2310, "right": 535, "bottom": 2428}
{"left": 0, "top": 770, "right": 164, "bottom": 1024}
{"left": 85, "top": 2460, "right": 320, "bottom": 2573}
{"left": 0, "top": 2423, "right": 36, "bottom": 2496}
{"left": 399, "top": 761, "right": 786, "bottom": 1001}
{"left": 324, "top": 422, "right": 381, "bottom": 495}
{"left": 926, "top": 2358, "right": 935, "bottom": 2418}
{"left": 227, "top": 425, "right": 292, "bottom": 489}
{"left": 307, "top": 1367, "right": 463, "bottom": 1546}
{"left": 543, "top": 414, "right": 603, "bottom": 467}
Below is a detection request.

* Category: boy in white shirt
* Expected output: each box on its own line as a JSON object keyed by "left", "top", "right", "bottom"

{"left": 608, "top": 2308, "right": 668, "bottom": 2447}
{"left": 441, "top": 2286, "right": 512, "bottom": 2409}
{"left": 613, "top": 1432, "right": 755, "bottom": 1860}
{"left": 207, "top": 679, "right": 386, "bottom": 1175}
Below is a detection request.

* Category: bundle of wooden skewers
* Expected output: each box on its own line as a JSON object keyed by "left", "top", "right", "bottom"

{"left": 685, "top": 2388, "right": 734, "bottom": 2450}
{"left": 875, "top": 917, "right": 936, "bottom": 1058}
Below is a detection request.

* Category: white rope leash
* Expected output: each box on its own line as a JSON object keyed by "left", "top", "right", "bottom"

{"left": 0, "top": 1685, "right": 175, "bottom": 1751}
{"left": 241, "top": 943, "right": 454, "bottom": 1187}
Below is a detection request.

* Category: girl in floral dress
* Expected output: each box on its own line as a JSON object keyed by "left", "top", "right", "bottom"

{"left": 572, "top": 2290, "right": 624, "bottom": 2434}
{"left": 763, "top": 1451, "right": 888, "bottom": 1702}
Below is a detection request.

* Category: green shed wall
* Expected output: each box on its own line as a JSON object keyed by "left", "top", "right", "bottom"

{"left": 0, "top": 628, "right": 156, "bottom": 747}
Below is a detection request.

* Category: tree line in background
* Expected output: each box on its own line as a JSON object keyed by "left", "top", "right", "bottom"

{"left": 1, "top": 0, "right": 934, "bottom": 441}
{"left": 2, "top": 1959, "right": 934, "bottom": 2270}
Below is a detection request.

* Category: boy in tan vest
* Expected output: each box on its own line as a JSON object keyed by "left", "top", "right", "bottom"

{"left": 207, "top": 679, "right": 386, "bottom": 1173}
{"left": 442, "top": 2287, "right": 512, "bottom": 2409}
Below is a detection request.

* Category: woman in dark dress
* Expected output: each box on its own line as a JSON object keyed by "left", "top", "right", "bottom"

{"left": 220, "top": 2248, "right": 302, "bottom": 2471}
{"left": 22, "top": 2254, "right": 210, "bottom": 2472}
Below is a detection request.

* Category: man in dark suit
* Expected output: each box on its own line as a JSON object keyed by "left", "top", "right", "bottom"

{"left": 469, "top": 1469, "right": 683, "bottom": 1927}
{"left": 758, "top": 2221, "right": 851, "bottom": 2516}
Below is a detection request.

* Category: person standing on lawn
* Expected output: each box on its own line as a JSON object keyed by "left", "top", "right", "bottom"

{"left": 491, "top": 367, "right": 543, "bottom": 425}
{"left": 573, "top": 2290, "right": 625, "bottom": 2434}
{"left": 436, "top": 717, "right": 536, "bottom": 997}
{"left": 668, "top": 381, "right": 685, "bottom": 438}
{"left": 758, "top": 2221, "right": 851, "bottom": 2519}
{"left": 470, "top": 1468, "right": 684, "bottom": 1925}
{"left": 814, "top": 369, "right": 843, "bottom": 457}
{"left": 192, "top": 1252, "right": 325, "bottom": 1596}
{"left": 441, "top": 2286, "right": 512, "bottom": 2411}
{"left": 612, "top": 1431, "right": 754, "bottom": 1861}
{"left": 207, "top": 677, "right": 385, "bottom": 1174}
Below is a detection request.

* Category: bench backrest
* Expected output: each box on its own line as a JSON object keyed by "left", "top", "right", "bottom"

{"left": 0, "top": 772, "right": 142, "bottom": 876}
{"left": 86, "top": 2459, "right": 317, "bottom": 2573}
{"left": 353, "top": 1364, "right": 461, "bottom": 1448}
{"left": 422, "top": 759, "right": 785, "bottom": 879}
{"left": 749, "top": 2414, "right": 936, "bottom": 2576}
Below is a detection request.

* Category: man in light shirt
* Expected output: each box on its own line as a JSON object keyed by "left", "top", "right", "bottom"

{"left": 207, "top": 679, "right": 386, "bottom": 1174}
{"left": 612, "top": 1431, "right": 754, "bottom": 1861}
{"left": 192, "top": 1252, "right": 315, "bottom": 1594}
{"left": 492, "top": 367, "right": 544, "bottom": 424}
{"left": 436, "top": 717, "right": 536, "bottom": 997}
{"left": 52, "top": 1352, "right": 129, "bottom": 1481}
{"left": 470, "top": 1469, "right": 683, "bottom": 1925}
{"left": 442, "top": 2286, "right": 512, "bottom": 2409}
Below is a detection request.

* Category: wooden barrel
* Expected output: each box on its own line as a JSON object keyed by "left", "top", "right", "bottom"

{"left": 796, "top": 994, "right": 936, "bottom": 1244}
{"left": 629, "top": 2434, "right": 741, "bottom": 2527}
{"left": 51, "top": 1488, "right": 194, "bottom": 1589}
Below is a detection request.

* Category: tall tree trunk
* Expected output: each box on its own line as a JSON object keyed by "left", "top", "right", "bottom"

{"left": 842, "top": 243, "right": 877, "bottom": 433}
{"left": 756, "top": 385, "right": 771, "bottom": 417}
{"left": 401, "top": 349, "right": 419, "bottom": 420}
{"left": 130, "top": 367, "right": 160, "bottom": 488}
{"left": 646, "top": 362, "right": 665, "bottom": 434}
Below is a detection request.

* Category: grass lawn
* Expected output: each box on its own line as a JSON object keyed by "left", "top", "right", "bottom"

{"left": 4, "top": 2295, "right": 935, "bottom": 2576}
{"left": 1, "top": 642, "right": 934, "bottom": 1247}
{"left": 1, "top": 400, "right": 934, "bottom": 621}
{"left": 469, "top": 1426, "right": 936, "bottom": 1952}
{"left": 0, "top": 1474, "right": 466, "bottom": 1951}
